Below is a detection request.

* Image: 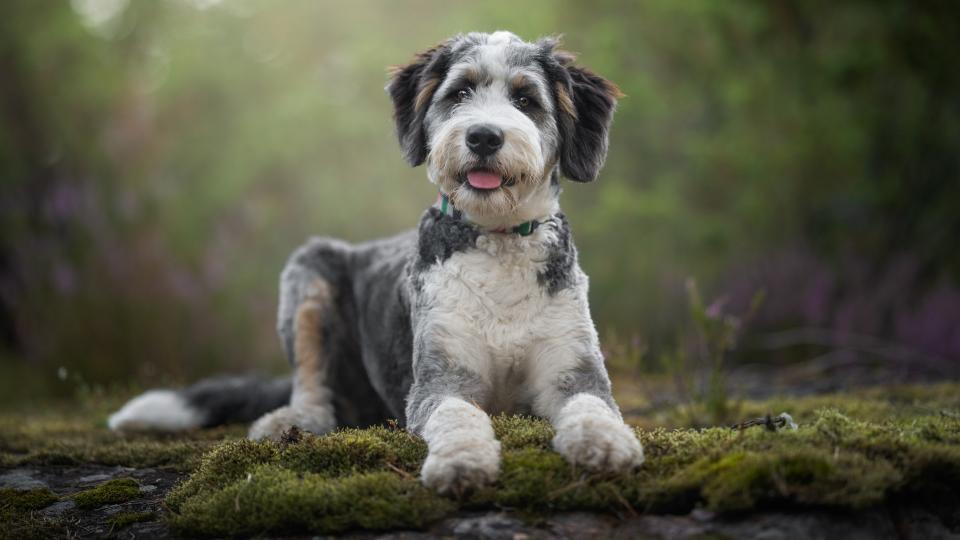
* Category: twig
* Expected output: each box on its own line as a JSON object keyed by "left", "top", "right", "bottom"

{"left": 730, "top": 412, "right": 797, "bottom": 432}
{"left": 384, "top": 462, "right": 415, "bottom": 481}
{"left": 606, "top": 484, "right": 638, "bottom": 518}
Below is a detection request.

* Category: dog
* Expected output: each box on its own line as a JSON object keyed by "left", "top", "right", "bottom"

{"left": 109, "top": 31, "right": 644, "bottom": 494}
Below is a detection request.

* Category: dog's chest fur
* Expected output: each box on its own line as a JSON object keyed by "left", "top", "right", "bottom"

{"left": 410, "top": 209, "right": 588, "bottom": 412}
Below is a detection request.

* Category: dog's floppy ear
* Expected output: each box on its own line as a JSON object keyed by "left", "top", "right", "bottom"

{"left": 386, "top": 42, "right": 452, "bottom": 167}
{"left": 539, "top": 39, "right": 623, "bottom": 182}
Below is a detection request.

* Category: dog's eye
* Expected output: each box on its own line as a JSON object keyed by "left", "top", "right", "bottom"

{"left": 515, "top": 96, "right": 531, "bottom": 109}
{"left": 456, "top": 89, "right": 470, "bottom": 102}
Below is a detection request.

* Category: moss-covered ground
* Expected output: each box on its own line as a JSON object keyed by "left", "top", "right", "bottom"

{"left": 0, "top": 411, "right": 245, "bottom": 472}
{"left": 0, "top": 487, "right": 63, "bottom": 539}
{"left": 1, "top": 382, "right": 958, "bottom": 537}
{"left": 71, "top": 477, "right": 141, "bottom": 509}
{"left": 107, "top": 510, "right": 158, "bottom": 529}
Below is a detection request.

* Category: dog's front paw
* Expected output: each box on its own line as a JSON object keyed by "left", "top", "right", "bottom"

{"left": 420, "top": 437, "right": 501, "bottom": 496}
{"left": 247, "top": 404, "right": 335, "bottom": 441}
{"left": 419, "top": 397, "right": 501, "bottom": 495}
{"left": 552, "top": 394, "right": 644, "bottom": 473}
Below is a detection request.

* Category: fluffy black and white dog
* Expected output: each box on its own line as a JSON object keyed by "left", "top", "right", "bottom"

{"left": 109, "top": 31, "right": 644, "bottom": 494}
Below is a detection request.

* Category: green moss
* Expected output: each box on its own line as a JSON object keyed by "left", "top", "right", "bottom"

{"left": 0, "top": 513, "right": 64, "bottom": 540}
{"left": 628, "top": 381, "right": 960, "bottom": 430}
{"left": 108, "top": 511, "right": 157, "bottom": 529}
{"left": 0, "top": 489, "right": 63, "bottom": 540}
{"left": 3, "top": 383, "right": 960, "bottom": 536}
{"left": 170, "top": 467, "right": 454, "bottom": 536}
{"left": 743, "top": 383, "right": 960, "bottom": 425}
{"left": 276, "top": 425, "right": 427, "bottom": 477}
{"left": 0, "top": 488, "right": 58, "bottom": 511}
{"left": 680, "top": 449, "right": 898, "bottom": 512}
{"left": 491, "top": 415, "right": 554, "bottom": 450}
{"left": 0, "top": 415, "right": 243, "bottom": 472}
{"left": 165, "top": 391, "right": 960, "bottom": 536}
{"left": 72, "top": 478, "right": 141, "bottom": 510}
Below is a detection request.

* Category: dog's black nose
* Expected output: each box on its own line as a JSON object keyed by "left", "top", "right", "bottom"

{"left": 465, "top": 124, "right": 504, "bottom": 157}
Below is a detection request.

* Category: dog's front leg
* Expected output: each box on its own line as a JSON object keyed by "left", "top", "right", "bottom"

{"left": 405, "top": 353, "right": 500, "bottom": 495}
{"left": 531, "top": 349, "right": 644, "bottom": 473}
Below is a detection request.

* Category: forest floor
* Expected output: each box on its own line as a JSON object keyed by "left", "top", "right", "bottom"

{"left": 1, "top": 377, "right": 959, "bottom": 539}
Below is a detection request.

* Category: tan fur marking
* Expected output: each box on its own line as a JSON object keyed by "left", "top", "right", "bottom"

{"left": 463, "top": 66, "right": 481, "bottom": 85}
{"left": 605, "top": 80, "right": 626, "bottom": 99}
{"left": 555, "top": 82, "right": 577, "bottom": 119}
{"left": 415, "top": 77, "right": 440, "bottom": 113}
{"left": 292, "top": 278, "right": 332, "bottom": 407}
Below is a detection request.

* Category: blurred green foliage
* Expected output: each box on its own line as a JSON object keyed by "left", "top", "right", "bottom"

{"left": 0, "top": 1, "right": 957, "bottom": 403}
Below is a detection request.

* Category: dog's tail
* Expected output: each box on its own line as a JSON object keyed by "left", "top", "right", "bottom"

{"left": 107, "top": 375, "right": 292, "bottom": 432}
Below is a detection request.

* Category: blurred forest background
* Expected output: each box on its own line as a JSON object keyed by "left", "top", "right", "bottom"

{"left": 1, "top": 0, "right": 958, "bottom": 408}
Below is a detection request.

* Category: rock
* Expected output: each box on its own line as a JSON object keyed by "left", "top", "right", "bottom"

{"left": 77, "top": 465, "right": 135, "bottom": 486}
{"left": 41, "top": 500, "right": 75, "bottom": 517}
{"left": 76, "top": 473, "right": 114, "bottom": 484}
{"left": 0, "top": 468, "right": 47, "bottom": 490}
{"left": 448, "top": 513, "right": 532, "bottom": 539}
{"left": 361, "top": 506, "right": 960, "bottom": 539}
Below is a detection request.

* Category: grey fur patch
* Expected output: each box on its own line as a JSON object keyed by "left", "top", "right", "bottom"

{"left": 537, "top": 213, "right": 578, "bottom": 295}
{"left": 415, "top": 207, "right": 480, "bottom": 272}
{"left": 404, "top": 351, "right": 489, "bottom": 435}
{"left": 554, "top": 355, "right": 619, "bottom": 414}
{"left": 349, "top": 231, "right": 418, "bottom": 421}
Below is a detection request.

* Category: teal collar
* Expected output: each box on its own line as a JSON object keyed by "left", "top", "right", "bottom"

{"left": 438, "top": 193, "right": 538, "bottom": 236}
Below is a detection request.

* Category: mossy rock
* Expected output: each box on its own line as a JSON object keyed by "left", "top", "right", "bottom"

{"left": 73, "top": 478, "right": 140, "bottom": 509}
{"left": 0, "top": 413, "right": 244, "bottom": 471}
{"left": 167, "top": 406, "right": 960, "bottom": 536}
{"left": 1, "top": 382, "right": 958, "bottom": 536}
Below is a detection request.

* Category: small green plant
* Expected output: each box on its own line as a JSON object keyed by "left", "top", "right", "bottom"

{"left": 658, "top": 278, "right": 765, "bottom": 426}
{"left": 601, "top": 329, "right": 648, "bottom": 373}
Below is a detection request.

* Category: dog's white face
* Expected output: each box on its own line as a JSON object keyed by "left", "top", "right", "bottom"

{"left": 424, "top": 32, "right": 558, "bottom": 221}
{"left": 388, "top": 31, "right": 621, "bottom": 228}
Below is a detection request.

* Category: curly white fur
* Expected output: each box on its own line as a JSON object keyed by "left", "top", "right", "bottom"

{"left": 420, "top": 397, "right": 501, "bottom": 495}
{"left": 247, "top": 403, "right": 336, "bottom": 441}
{"left": 552, "top": 393, "right": 644, "bottom": 472}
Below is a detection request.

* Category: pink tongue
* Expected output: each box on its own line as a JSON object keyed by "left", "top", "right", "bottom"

{"left": 466, "top": 171, "right": 503, "bottom": 189}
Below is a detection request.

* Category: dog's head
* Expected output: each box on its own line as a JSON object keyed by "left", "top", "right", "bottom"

{"left": 387, "top": 32, "right": 621, "bottom": 224}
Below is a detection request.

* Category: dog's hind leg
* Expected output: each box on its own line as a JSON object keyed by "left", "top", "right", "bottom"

{"left": 248, "top": 240, "right": 348, "bottom": 440}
